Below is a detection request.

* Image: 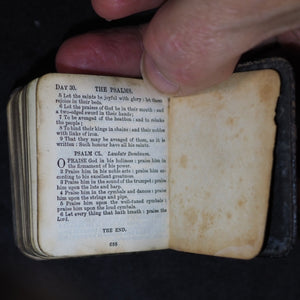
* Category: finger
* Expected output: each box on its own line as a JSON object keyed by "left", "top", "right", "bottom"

{"left": 56, "top": 27, "right": 144, "bottom": 77}
{"left": 92, "top": 0, "right": 165, "bottom": 20}
{"left": 141, "top": 0, "right": 246, "bottom": 96}
{"left": 277, "top": 29, "right": 300, "bottom": 67}
{"left": 278, "top": 28, "right": 300, "bottom": 47}
{"left": 141, "top": 0, "right": 300, "bottom": 95}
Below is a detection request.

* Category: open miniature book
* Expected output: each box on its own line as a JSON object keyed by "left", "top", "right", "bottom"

{"left": 7, "top": 70, "right": 280, "bottom": 260}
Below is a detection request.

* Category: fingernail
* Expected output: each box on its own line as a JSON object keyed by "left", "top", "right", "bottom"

{"left": 141, "top": 53, "right": 179, "bottom": 95}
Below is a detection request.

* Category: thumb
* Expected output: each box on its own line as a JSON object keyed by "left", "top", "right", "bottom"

{"left": 140, "top": 0, "right": 241, "bottom": 96}
{"left": 141, "top": 0, "right": 280, "bottom": 96}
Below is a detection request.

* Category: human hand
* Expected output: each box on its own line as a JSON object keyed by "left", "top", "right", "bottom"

{"left": 56, "top": 0, "right": 300, "bottom": 96}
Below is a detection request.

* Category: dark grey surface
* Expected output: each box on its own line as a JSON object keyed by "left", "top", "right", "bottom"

{"left": 1, "top": 1, "right": 300, "bottom": 299}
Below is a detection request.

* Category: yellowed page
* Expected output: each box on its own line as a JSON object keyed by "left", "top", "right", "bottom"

{"left": 168, "top": 70, "right": 280, "bottom": 259}
{"left": 37, "top": 73, "right": 169, "bottom": 258}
